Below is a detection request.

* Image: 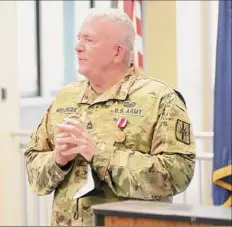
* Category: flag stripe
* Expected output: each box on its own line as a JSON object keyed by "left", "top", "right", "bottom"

{"left": 123, "top": 0, "right": 134, "bottom": 20}
{"left": 134, "top": 0, "right": 142, "bottom": 19}
{"left": 136, "top": 18, "right": 142, "bottom": 37}
{"left": 138, "top": 52, "right": 143, "bottom": 69}
{"left": 135, "top": 34, "right": 143, "bottom": 54}
{"left": 118, "top": 0, "right": 144, "bottom": 69}
{"left": 134, "top": 0, "right": 143, "bottom": 68}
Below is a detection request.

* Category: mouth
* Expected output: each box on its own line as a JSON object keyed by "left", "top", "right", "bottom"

{"left": 78, "top": 59, "right": 87, "bottom": 64}
{"left": 78, "top": 59, "right": 83, "bottom": 63}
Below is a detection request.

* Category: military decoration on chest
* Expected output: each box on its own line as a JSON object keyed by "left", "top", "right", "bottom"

{"left": 116, "top": 117, "right": 127, "bottom": 143}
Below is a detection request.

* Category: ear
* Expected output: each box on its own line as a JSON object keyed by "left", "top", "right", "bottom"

{"left": 113, "top": 44, "right": 126, "bottom": 64}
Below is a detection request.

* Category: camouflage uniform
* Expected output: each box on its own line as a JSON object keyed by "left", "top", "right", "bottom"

{"left": 25, "top": 67, "right": 196, "bottom": 226}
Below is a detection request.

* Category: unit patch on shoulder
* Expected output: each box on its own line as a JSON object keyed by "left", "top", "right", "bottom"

{"left": 175, "top": 119, "right": 190, "bottom": 145}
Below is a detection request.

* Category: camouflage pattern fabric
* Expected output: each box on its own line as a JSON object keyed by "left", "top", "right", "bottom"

{"left": 25, "top": 67, "right": 196, "bottom": 226}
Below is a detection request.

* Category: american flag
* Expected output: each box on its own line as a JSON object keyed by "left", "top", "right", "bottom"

{"left": 117, "top": 0, "right": 144, "bottom": 69}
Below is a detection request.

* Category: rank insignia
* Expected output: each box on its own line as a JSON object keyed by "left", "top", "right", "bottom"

{"left": 87, "top": 121, "right": 93, "bottom": 130}
{"left": 175, "top": 119, "right": 190, "bottom": 145}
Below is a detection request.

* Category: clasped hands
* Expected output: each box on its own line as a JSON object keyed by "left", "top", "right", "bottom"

{"left": 54, "top": 118, "right": 96, "bottom": 167}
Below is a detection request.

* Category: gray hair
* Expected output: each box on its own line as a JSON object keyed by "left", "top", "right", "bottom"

{"left": 86, "top": 8, "right": 135, "bottom": 61}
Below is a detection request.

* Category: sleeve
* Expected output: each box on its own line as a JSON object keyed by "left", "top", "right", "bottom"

{"left": 24, "top": 104, "right": 72, "bottom": 196}
{"left": 91, "top": 92, "right": 196, "bottom": 200}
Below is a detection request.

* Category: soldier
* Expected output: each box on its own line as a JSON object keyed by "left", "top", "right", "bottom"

{"left": 25, "top": 8, "right": 196, "bottom": 226}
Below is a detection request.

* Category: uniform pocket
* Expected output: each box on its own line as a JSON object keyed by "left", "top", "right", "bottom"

{"left": 51, "top": 211, "right": 72, "bottom": 226}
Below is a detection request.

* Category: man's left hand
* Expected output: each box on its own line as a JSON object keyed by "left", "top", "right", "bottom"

{"left": 56, "top": 118, "right": 97, "bottom": 162}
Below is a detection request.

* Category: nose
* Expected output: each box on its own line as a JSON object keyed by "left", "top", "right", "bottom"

{"left": 75, "top": 38, "right": 85, "bottom": 53}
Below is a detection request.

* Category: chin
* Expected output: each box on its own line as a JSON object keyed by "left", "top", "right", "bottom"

{"left": 78, "top": 67, "right": 88, "bottom": 76}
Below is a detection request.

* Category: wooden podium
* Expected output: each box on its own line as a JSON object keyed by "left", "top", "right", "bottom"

{"left": 92, "top": 200, "right": 232, "bottom": 226}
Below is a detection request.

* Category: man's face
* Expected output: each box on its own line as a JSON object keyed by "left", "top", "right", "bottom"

{"left": 75, "top": 17, "right": 121, "bottom": 78}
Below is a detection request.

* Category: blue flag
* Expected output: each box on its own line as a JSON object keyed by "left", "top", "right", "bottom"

{"left": 213, "top": 1, "right": 232, "bottom": 207}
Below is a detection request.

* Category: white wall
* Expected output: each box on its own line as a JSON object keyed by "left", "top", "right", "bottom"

{"left": 174, "top": 0, "right": 218, "bottom": 205}
{"left": 0, "top": 1, "right": 24, "bottom": 225}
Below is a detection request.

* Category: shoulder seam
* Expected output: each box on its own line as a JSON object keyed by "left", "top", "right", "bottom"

{"left": 136, "top": 74, "right": 176, "bottom": 94}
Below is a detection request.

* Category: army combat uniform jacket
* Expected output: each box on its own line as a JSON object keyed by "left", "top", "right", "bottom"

{"left": 25, "top": 68, "right": 196, "bottom": 226}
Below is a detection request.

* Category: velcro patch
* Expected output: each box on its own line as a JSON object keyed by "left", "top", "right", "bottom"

{"left": 175, "top": 119, "right": 190, "bottom": 145}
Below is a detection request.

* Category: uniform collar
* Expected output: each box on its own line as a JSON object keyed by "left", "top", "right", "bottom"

{"left": 78, "top": 66, "right": 138, "bottom": 105}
